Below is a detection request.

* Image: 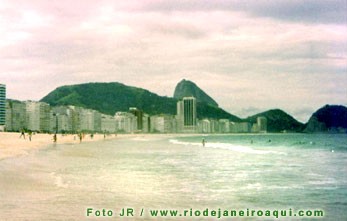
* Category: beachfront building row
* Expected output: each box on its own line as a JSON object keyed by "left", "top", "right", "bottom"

{"left": 5, "top": 100, "right": 152, "bottom": 134}
{"left": 197, "top": 118, "right": 267, "bottom": 134}
{"left": 175, "top": 96, "right": 267, "bottom": 133}
{"left": 4, "top": 97, "right": 267, "bottom": 134}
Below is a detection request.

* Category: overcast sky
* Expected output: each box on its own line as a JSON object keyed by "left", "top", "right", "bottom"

{"left": 1, "top": 0, "right": 346, "bottom": 122}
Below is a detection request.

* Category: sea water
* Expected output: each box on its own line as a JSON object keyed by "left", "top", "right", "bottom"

{"left": 0, "top": 134, "right": 346, "bottom": 220}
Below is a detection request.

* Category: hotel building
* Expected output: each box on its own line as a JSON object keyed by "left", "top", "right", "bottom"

{"left": 5, "top": 100, "right": 26, "bottom": 131}
{"left": 26, "top": 101, "right": 51, "bottom": 132}
{"left": 177, "top": 97, "right": 197, "bottom": 133}
{"left": 0, "top": 84, "right": 6, "bottom": 131}
{"left": 129, "top": 107, "right": 144, "bottom": 132}
{"left": 150, "top": 114, "right": 175, "bottom": 133}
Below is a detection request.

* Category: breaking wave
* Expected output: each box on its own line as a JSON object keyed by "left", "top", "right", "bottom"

{"left": 169, "top": 139, "right": 286, "bottom": 155}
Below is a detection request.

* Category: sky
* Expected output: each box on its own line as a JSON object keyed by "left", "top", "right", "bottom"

{"left": 1, "top": 0, "right": 346, "bottom": 122}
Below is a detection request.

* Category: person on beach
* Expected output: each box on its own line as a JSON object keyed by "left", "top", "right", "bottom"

{"left": 19, "top": 129, "right": 25, "bottom": 139}
{"left": 28, "top": 131, "right": 32, "bottom": 141}
{"left": 79, "top": 133, "right": 83, "bottom": 142}
{"left": 53, "top": 134, "right": 57, "bottom": 143}
{"left": 202, "top": 138, "right": 206, "bottom": 147}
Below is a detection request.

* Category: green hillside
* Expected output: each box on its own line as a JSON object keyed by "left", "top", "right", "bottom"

{"left": 40, "top": 82, "right": 241, "bottom": 121}
{"left": 246, "top": 109, "right": 305, "bottom": 132}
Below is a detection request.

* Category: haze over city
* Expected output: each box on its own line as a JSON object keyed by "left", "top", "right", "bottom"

{"left": 1, "top": 0, "right": 346, "bottom": 122}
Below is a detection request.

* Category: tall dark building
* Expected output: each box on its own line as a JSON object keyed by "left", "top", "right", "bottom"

{"left": 129, "top": 107, "right": 143, "bottom": 131}
{"left": 0, "top": 84, "right": 6, "bottom": 131}
{"left": 177, "top": 97, "right": 197, "bottom": 133}
{"left": 183, "top": 97, "right": 196, "bottom": 127}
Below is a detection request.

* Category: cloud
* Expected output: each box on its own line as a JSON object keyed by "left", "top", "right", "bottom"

{"left": 0, "top": 0, "right": 346, "bottom": 123}
{"left": 242, "top": 0, "right": 347, "bottom": 24}
{"left": 143, "top": 0, "right": 347, "bottom": 24}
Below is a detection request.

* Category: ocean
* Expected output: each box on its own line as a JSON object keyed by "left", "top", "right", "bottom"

{"left": 0, "top": 133, "right": 346, "bottom": 220}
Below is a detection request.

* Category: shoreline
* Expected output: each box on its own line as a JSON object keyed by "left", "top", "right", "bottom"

{"left": 0, "top": 132, "right": 313, "bottom": 160}
{"left": 0, "top": 132, "right": 120, "bottom": 160}
{"left": 0, "top": 132, "right": 189, "bottom": 160}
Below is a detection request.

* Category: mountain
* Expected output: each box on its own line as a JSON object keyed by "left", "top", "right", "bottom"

{"left": 41, "top": 82, "right": 176, "bottom": 115}
{"left": 246, "top": 109, "right": 305, "bottom": 132}
{"left": 173, "top": 79, "right": 219, "bottom": 107}
{"left": 304, "top": 105, "right": 347, "bottom": 133}
{"left": 40, "top": 82, "right": 241, "bottom": 121}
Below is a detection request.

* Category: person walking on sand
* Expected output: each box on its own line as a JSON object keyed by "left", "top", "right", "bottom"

{"left": 79, "top": 133, "right": 83, "bottom": 143}
{"left": 53, "top": 134, "right": 57, "bottom": 143}
{"left": 19, "top": 129, "right": 26, "bottom": 139}
{"left": 202, "top": 138, "right": 206, "bottom": 147}
{"left": 28, "top": 131, "right": 32, "bottom": 141}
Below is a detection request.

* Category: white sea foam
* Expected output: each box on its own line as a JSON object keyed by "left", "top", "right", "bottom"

{"left": 169, "top": 139, "right": 286, "bottom": 155}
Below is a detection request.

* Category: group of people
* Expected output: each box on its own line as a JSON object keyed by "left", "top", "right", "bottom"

{"left": 18, "top": 130, "right": 118, "bottom": 144}
{"left": 19, "top": 129, "right": 88, "bottom": 143}
{"left": 19, "top": 129, "right": 33, "bottom": 141}
{"left": 53, "top": 132, "right": 85, "bottom": 143}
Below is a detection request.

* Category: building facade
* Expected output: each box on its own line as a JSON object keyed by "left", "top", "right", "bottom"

{"left": 114, "top": 112, "right": 137, "bottom": 133}
{"left": 79, "top": 108, "right": 96, "bottom": 132}
{"left": 257, "top": 116, "right": 267, "bottom": 133}
{"left": 219, "top": 119, "right": 230, "bottom": 133}
{"left": 177, "top": 97, "right": 197, "bottom": 133}
{"left": 199, "top": 119, "right": 211, "bottom": 133}
{"left": 101, "top": 114, "right": 116, "bottom": 133}
{"left": 0, "top": 84, "right": 6, "bottom": 131}
{"left": 230, "top": 122, "right": 251, "bottom": 133}
{"left": 25, "top": 101, "right": 51, "bottom": 132}
{"left": 6, "top": 100, "right": 26, "bottom": 131}
{"left": 150, "top": 114, "right": 175, "bottom": 133}
{"left": 129, "top": 107, "right": 143, "bottom": 132}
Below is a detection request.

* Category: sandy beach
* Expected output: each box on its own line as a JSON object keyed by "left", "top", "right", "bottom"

{"left": 0, "top": 132, "right": 186, "bottom": 160}
{"left": 0, "top": 132, "right": 119, "bottom": 160}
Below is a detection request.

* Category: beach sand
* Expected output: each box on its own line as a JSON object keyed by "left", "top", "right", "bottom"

{"left": 0, "top": 132, "right": 118, "bottom": 160}
{"left": 0, "top": 132, "right": 185, "bottom": 160}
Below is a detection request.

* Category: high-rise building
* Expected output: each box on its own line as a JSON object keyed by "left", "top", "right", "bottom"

{"left": 230, "top": 122, "right": 251, "bottom": 133}
{"left": 79, "top": 108, "right": 95, "bottom": 132}
{"left": 129, "top": 107, "right": 143, "bottom": 131}
{"left": 101, "top": 114, "right": 116, "bottom": 133}
{"left": 114, "top": 112, "right": 137, "bottom": 133}
{"left": 68, "top": 106, "right": 83, "bottom": 132}
{"left": 0, "top": 84, "right": 6, "bottom": 131}
{"left": 257, "top": 116, "right": 267, "bottom": 133}
{"left": 26, "top": 101, "right": 51, "bottom": 132}
{"left": 219, "top": 119, "right": 230, "bottom": 133}
{"left": 5, "top": 100, "right": 26, "bottom": 132}
{"left": 199, "top": 119, "right": 211, "bottom": 133}
{"left": 26, "top": 101, "right": 41, "bottom": 131}
{"left": 93, "top": 110, "right": 102, "bottom": 132}
{"left": 51, "top": 106, "right": 75, "bottom": 133}
{"left": 142, "top": 114, "right": 150, "bottom": 133}
{"left": 177, "top": 97, "right": 197, "bottom": 133}
{"left": 150, "top": 114, "right": 175, "bottom": 133}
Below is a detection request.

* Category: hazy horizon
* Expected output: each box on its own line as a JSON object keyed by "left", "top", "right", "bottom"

{"left": 1, "top": 0, "right": 346, "bottom": 122}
